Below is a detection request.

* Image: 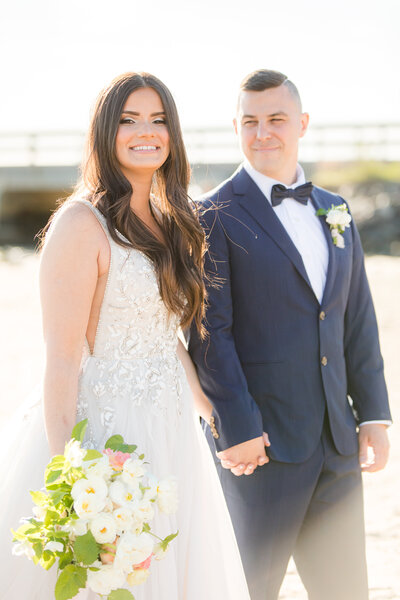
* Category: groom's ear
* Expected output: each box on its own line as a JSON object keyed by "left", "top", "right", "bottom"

{"left": 233, "top": 118, "right": 238, "bottom": 135}
{"left": 299, "top": 112, "right": 309, "bottom": 138}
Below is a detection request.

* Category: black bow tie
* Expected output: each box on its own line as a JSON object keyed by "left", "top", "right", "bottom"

{"left": 270, "top": 182, "right": 313, "bottom": 207}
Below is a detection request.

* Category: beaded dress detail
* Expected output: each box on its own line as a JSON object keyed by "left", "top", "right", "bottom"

{"left": 0, "top": 199, "right": 250, "bottom": 600}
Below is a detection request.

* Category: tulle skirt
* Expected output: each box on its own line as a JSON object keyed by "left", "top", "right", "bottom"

{"left": 0, "top": 383, "right": 250, "bottom": 599}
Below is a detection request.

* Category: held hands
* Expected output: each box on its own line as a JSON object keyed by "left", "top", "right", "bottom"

{"left": 358, "top": 423, "right": 390, "bottom": 472}
{"left": 216, "top": 433, "right": 271, "bottom": 476}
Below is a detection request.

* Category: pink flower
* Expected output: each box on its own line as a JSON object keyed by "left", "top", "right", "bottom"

{"left": 134, "top": 552, "right": 153, "bottom": 570}
{"left": 100, "top": 540, "right": 117, "bottom": 565}
{"left": 103, "top": 449, "right": 131, "bottom": 471}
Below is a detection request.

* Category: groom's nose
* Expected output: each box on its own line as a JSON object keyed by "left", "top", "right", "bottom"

{"left": 256, "top": 122, "right": 272, "bottom": 140}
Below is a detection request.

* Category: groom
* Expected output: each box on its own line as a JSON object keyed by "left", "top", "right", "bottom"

{"left": 189, "top": 69, "right": 391, "bottom": 600}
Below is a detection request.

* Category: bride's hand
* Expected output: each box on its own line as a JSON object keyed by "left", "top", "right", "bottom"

{"left": 217, "top": 432, "right": 270, "bottom": 476}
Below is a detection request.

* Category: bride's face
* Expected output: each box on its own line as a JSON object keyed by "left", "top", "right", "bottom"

{"left": 115, "top": 87, "right": 170, "bottom": 179}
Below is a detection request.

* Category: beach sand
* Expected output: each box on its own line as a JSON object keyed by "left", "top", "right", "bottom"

{"left": 1, "top": 251, "right": 399, "bottom": 599}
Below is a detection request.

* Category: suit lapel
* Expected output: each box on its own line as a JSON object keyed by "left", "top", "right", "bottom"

{"left": 233, "top": 168, "right": 315, "bottom": 295}
{"left": 310, "top": 188, "right": 337, "bottom": 306}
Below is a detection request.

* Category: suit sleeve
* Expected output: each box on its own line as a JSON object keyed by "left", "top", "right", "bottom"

{"left": 188, "top": 202, "right": 264, "bottom": 451}
{"left": 344, "top": 208, "right": 391, "bottom": 423}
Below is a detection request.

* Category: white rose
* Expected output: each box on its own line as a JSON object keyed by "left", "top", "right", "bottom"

{"left": 87, "top": 565, "right": 126, "bottom": 595}
{"left": 113, "top": 507, "right": 134, "bottom": 535}
{"left": 132, "top": 499, "right": 154, "bottom": 524}
{"left": 64, "top": 439, "right": 86, "bottom": 468}
{"left": 90, "top": 513, "right": 117, "bottom": 544}
{"left": 74, "top": 493, "right": 106, "bottom": 519}
{"left": 126, "top": 568, "right": 150, "bottom": 585}
{"left": 142, "top": 473, "right": 158, "bottom": 501}
{"left": 12, "top": 541, "right": 35, "bottom": 560}
{"left": 335, "top": 233, "right": 345, "bottom": 248}
{"left": 83, "top": 456, "right": 113, "bottom": 481}
{"left": 62, "top": 518, "right": 88, "bottom": 538}
{"left": 121, "top": 458, "right": 146, "bottom": 488}
{"left": 44, "top": 541, "right": 64, "bottom": 553}
{"left": 109, "top": 480, "right": 139, "bottom": 509}
{"left": 326, "top": 207, "right": 351, "bottom": 228}
{"left": 32, "top": 505, "right": 46, "bottom": 520}
{"left": 114, "top": 532, "right": 153, "bottom": 573}
{"left": 157, "top": 477, "right": 178, "bottom": 515}
{"left": 71, "top": 475, "right": 108, "bottom": 502}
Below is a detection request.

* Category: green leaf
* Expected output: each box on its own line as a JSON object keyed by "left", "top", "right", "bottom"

{"left": 108, "top": 590, "right": 135, "bottom": 600}
{"left": 40, "top": 550, "right": 56, "bottom": 570}
{"left": 50, "top": 490, "right": 69, "bottom": 505}
{"left": 46, "top": 455, "right": 66, "bottom": 470}
{"left": 33, "top": 541, "right": 43, "bottom": 559}
{"left": 160, "top": 530, "right": 179, "bottom": 550}
{"left": 71, "top": 419, "right": 88, "bottom": 443}
{"left": 105, "top": 434, "right": 124, "bottom": 449}
{"left": 30, "top": 490, "right": 48, "bottom": 506}
{"left": 12, "top": 522, "right": 35, "bottom": 541}
{"left": 122, "top": 444, "right": 137, "bottom": 453}
{"left": 46, "top": 469, "right": 63, "bottom": 485}
{"left": 84, "top": 449, "right": 103, "bottom": 461}
{"left": 138, "top": 454, "right": 145, "bottom": 460}
{"left": 316, "top": 208, "right": 327, "bottom": 216}
{"left": 141, "top": 522, "right": 150, "bottom": 533}
{"left": 44, "top": 510, "right": 60, "bottom": 528}
{"left": 58, "top": 549, "right": 74, "bottom": 570}
{"left": 105, "top": 435, "right": 136, "bottom": 453}
{"left": 55, "top": 565, "right": 87, "bottom": 600}
{"left": 73, "top": 530, "right": 99, "bottom": 566}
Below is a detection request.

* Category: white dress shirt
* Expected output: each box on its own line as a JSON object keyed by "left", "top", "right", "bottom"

{"left": 243, "top": 161, "right": 391, "bottom": 428}
{"left": 244, "top": 161, "right": 328, "bottom": 303}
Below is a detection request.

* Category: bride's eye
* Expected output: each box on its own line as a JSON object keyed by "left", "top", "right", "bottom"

{"left": 120, "top": 117, "right": 135, "bottom": 124}
{"left": 153, "top": 118, "right": 166, "bottom": 124}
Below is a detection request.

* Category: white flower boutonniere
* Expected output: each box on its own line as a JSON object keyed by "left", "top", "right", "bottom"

{"left": 316, "top": 203, "right": 352, "bottom": 249}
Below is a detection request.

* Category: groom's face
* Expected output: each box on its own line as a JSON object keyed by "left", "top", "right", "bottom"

{"left": 234, "top": 84, "right": 309, "bottom": 184}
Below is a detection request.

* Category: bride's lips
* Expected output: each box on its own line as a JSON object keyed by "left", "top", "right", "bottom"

{"left": 129, "top": 145, "right": 161, "bottom": 153}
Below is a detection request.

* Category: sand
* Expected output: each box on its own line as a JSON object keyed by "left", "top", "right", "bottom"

{"left": 1, "top": 250, "right": 399, "bottom": 599}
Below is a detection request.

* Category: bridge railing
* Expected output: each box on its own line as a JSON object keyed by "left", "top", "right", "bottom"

{"left": 0, "top": 124, "right": 400, "bottom": 166}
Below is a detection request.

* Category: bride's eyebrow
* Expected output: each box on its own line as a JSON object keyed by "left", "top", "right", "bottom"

{"left": 122, "top": 111, "right": 166, "bottom": 117}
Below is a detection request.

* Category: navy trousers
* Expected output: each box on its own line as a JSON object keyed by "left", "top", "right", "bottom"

{"left": 206, "top": 416, "right": 369, "bottom": 600}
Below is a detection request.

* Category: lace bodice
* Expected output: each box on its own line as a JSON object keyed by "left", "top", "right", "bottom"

{"left": 78, "top": 200, "right": 180, "bottom": 361}
{"left": 75, "top": 199, "right": 185, "bottom": 446}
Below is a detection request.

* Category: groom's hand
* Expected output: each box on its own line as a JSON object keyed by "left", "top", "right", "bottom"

{"left": 358, "top": 423, "right": 390, "bottom": 472}
{"left": 216, "top": 432, "right": 270, "bottom": 476}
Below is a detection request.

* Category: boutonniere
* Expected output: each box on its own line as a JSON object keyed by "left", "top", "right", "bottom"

{"left": 316, "top": 203, "right": 352, "bottom": 249}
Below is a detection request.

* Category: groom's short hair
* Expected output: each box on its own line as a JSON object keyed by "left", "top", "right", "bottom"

{"left": 239, "top": 69, "right": 302, "bottom": 110}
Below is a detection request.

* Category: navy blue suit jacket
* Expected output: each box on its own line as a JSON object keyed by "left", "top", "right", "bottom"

{"left": 189, "top": 167, "right": 391, "bottom": 463}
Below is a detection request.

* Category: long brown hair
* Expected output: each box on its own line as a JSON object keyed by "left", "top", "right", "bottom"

{"left": 43, "top": 72, "right": 206, "bottom": 335}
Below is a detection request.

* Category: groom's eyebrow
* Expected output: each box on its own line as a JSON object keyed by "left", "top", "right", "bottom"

{"left": 241, "top": 111, "right": 288, "bottom": 119}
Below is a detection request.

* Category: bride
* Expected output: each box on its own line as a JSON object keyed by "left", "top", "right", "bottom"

{"left": 0, "top": 72, "right": 250, "bottom": 599}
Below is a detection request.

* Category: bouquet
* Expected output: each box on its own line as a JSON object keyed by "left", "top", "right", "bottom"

{"left": 12, "top": 419, "right": 178, "bottom": 600}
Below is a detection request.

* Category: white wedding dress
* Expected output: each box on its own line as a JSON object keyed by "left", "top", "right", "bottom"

{"left": 0, "top": 199, "right": 250, "bottom": 600}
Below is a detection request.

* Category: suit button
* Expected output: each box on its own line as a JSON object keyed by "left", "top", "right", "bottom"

{"left": 321, "top": 356, "right": 328, "bottom": 366}
{"left": 319, "top": 311, "right": 326, "bottom": 320}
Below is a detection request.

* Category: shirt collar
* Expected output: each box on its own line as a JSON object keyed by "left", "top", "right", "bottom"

{"left": 243, "top": 161, "right": 306, "bottom": 205}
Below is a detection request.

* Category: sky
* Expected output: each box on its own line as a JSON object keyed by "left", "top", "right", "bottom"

{"left": 0, "top": 0, "right": 399, "bottom": 133}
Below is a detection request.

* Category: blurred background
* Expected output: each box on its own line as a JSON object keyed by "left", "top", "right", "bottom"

{"left": 0, "top": 0, "right": 399, "bottom": 597}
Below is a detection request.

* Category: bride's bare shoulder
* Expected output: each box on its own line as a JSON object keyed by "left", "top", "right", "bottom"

{"left": 43, "top": 199, "right": 107, "bottom": 250}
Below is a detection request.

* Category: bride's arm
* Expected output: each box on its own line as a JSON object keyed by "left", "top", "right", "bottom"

{"left": 177, "top": 338, "right": 212, "bottom": 424}
{"left": 39, "top": 204, "right": 102, "bottom": 456}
